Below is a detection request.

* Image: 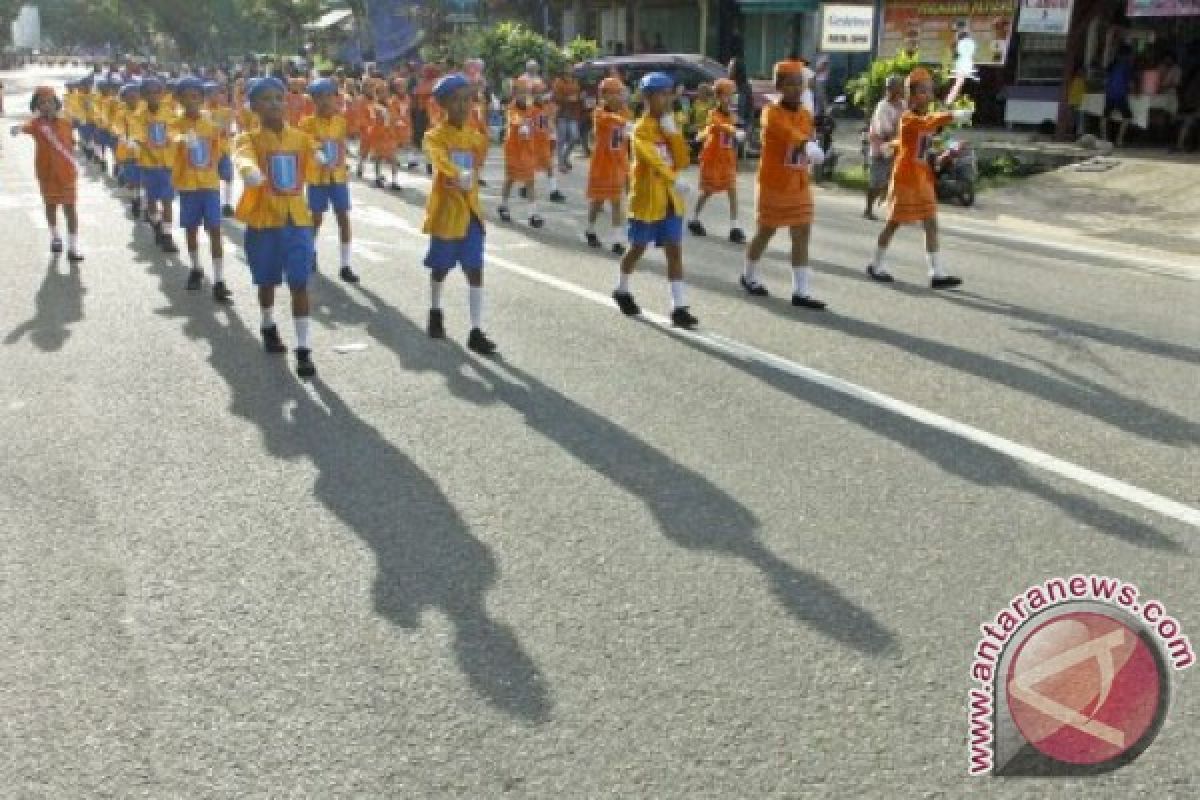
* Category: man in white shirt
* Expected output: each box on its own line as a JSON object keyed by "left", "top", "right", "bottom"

{"left": 865, "top": 75, "right": 905, "bottom": 220}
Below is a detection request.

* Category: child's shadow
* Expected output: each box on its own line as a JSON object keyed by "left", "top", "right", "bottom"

{"left": 4, "top": 255, "right": 86, "bottom": 352}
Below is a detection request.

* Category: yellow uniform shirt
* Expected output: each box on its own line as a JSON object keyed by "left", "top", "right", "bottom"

{"left": 422, "top": 122, "right": 487, "bottom": 239}
{"left": 298, "top": 113, "right": 349, "bottom": 185}
{"left": 132, "top": 104, "right": 180, "bottom": 168}
{"left": 78, "top": 91, "right": 97, "bottom": 125}
{"left": 628, "top": 115, "right": 690, "bottom": 222}
{"left": 233, "top": 125, "right": 316, "bottom": 229}
{"left": 64, "top": 90, "right": 82, "bottom": 124}
{"left": 171, "top": 113, "right": 227, "bottom": 192}
{"left": 113, "top": 101, "right": 143, "bottom": 162}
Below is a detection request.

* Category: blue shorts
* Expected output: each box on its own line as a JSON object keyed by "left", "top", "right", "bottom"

{"left": 424, "top": 218, "right": 485, "bottom": 272}
{"left": 628, "top": 214, "right": 684, "bottom": 248}
{"left": 245, "top": 224, "right": 315, "bottom": 288}
{"left": 120, "top": 161, "right": 141, "bottom": 186}
{"left": 80, "top": 123, "right": 95, "bottom": 143}
{"left": 307, "top": 183, "right": 351, "bottom": 214}
{"left": 179, "top": 189, "right": 222, "bottom": 230}
{"left": 141, "top": 167, "right": 175, "bottom": 202}
{"left": 218, "top": 154, "right": 233, "bottom": 183}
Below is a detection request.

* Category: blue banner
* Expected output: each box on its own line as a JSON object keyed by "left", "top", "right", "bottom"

{"left": 370, "top": 0, "right": 423, "bottom": 65}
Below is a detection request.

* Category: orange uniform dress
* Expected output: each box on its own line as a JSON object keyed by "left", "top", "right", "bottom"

{"left": 365, "top": 102, "right": 396, "bottom": 160}
{"left": 587, "top": 109, "right": 630, "bottom": 202}
{"left": 532, "top": 101, "right": 555, "bottom": 170}
{"left": 503, "top": 103, "right": 537, "bottom": 182}
{"left": 468, "top": 99, "right": 490, "bottom": 162}
{"left": 387, "top": 95, "right": 412, "bottom": 150}
{"left": 285, "top": 91, "right": 314, "bottom": 127}
{"left": 22, "top": 116, "right": 77, "bottom": 205}
{"left": 697, "top": 107, "right": 738, "bottom": 194}
{"left": 755, "top": 102, "right": 815, "bottom": 228}
{"left": 887, "top": 110, "right": 953, "bottom": 225}
{"left": 351, "top": 94, "right": 373, "bottom": 152}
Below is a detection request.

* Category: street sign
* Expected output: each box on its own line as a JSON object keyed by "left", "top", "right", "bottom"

{"left": 820, "top": 4, "right": 874, "bottom": 52}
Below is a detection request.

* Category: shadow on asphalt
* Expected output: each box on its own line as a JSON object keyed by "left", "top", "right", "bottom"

{"left": 314, "top": 278, "right": 900, "bottom": 659}
{"left": 653, "top": 324, "right": 1183, "bottom": 553}
{"left": 124, "top": 220, "right": 553, "bottom": 723}
{"left": 4, "top": 254, "right": 85, "bottom": 352}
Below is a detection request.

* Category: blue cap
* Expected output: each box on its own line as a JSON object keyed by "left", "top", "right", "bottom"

{"left": 119, "top": 82, "right": 141, "bottom": 99}
{"left": 78, "top": 74, "right": 94, "bottom": 88}
{"left": 202, "top": 81, "right": 221, "bottom": 94}
{"left": 247, "top": 76, "right": 286, "bottom": 102}
{"left": 140, "top": 74, "right": 164, "bottom": 91}
{"left": 639, "top": 71, "right": 674, "bottom": 94}
{"left": 432, "top": 72, "right": 469, "bottom": 101}
{"left": 306, "top": 77, "right": 338, "bottom": 97}
{"left": 175, "top": 76, "right": 205, "bottom": 95}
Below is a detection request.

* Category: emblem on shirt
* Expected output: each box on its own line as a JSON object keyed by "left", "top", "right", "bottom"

{"left": 267, "top": 152, "right": 302, "bottom": 195}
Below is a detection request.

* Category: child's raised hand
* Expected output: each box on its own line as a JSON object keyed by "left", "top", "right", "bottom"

{"left": 805, "top": 140, "right": 825, "bottom": 166}
{"left": 242, "top": 166, "right": 264, "bottom": 187}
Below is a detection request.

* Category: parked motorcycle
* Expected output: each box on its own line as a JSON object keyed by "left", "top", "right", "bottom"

{"left": 928, "top": 138, "right": 977, "bottom": 207}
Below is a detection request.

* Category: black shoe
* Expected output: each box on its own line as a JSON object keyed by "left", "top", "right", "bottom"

{"left": 425, "top": 163, "right": 433, "bottom": 176}
{"left": 186, "top": 268, "right": 204, "bottom": 290}
{"left": 67, "top": 250, "right": 84, "bottom": 263}
{"left": 467, "top": 328, "right": 497, "bottom": 356}
{"left": 131, "top": 198, "right": 142, "bottom": 217}
{"left": 866, "top": 264, "right": 895, "bottom": 283}
{"left": 611, "top": 242, "right": 626, "bottom": 256}
{"left": 549, "top": 190, "right": 566, "bottom": 203}
{"left": 931, "top": 275, "right": 963, "bottom": 290}
{"left": 339, "top": 266, "right": 359, "bottom": 284}
{"left": 390, "top": 181, "right": 403, "bottom": 191}
{"left": 312, "top": 254, "right": 319, "bottom": 273}
{"left": 262, "top": 325, "right": 287, "bottom": 354}
{"left": 729, "top": 227, "right": 746, "bottom": 244}
{"left": 222, "top": 204, "right": 234, "bottom": 218}
{"left": 478, "top": 178, "right": 488, "bottom": 188}
{"left": 586, "top": 232, "right": 602, "bottom": 248}
{"left": 427, "top": 308, "right": 446, "bottom": 339}
{"left": 739, "top": 275, "right": 768, "bottom": 297}
{"left": 863, "top": 209, "right": 878, "bottom": 220}
{"left": 406, "top": 161, "right": 418, "bottom": 171}
{"left": 688, "top": 219, "right": 707, "bottom": 236}
{"left": 159, "top": 234, "right": 179, "bottom": 254}
{"left": 529, "top": 215, "right": 544, "bottom": 229}
{"left": 295, "top": 347, "right": 317, "bottom": 379}
{"left": 374, "top": 177, "right": 386, "bottom": 189}
{"left": 792, "top": 294, "right": 827, "bottom": 310}
{"left": 50, "top": 237, "right": 63, "bottom": 254}
{"left": 498, "top": 206, "right": 512, "bottom": 222}
{"left": 518, "top": 186, "right": 528, "bottom": 199}
{"left": 612, "top": 290, "right": 640, "bottom": 316}
{"left": 213, "top": 281, "right": 232, "bottom": 304}
{"left": 670, "top": 306, "right": 699, "bottom": 329}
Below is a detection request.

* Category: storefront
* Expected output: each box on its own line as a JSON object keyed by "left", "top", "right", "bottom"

{"left": 738, "top": 0, "right": 818, "bottom": 77}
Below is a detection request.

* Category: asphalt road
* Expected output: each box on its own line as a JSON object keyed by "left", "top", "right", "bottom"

{"left": 1, "top": 66, "right": 1198, "bottom": 798}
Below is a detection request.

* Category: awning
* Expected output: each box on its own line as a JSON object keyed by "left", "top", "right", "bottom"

{"left": 737, "top": 0, "right": 818, "bottom": 13}
{"left": 304, "top": 9, "right": 354, "bottom": 31}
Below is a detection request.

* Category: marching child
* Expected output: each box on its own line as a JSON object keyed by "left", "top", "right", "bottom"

{"left": 498, "top": 77, "right": 541, "bottom": 227}
{"left": 741, "top": 60, "right": 826, "bottom": 308}
{"left": 131, "top": 75, "right": 180, "bottom": 253}
{"left": 233, "top": 77, "right": 328, "bottom": 378}
{"left": 385, "top": 80, "right": 413, "bottom": 189}
{"left": 114, "top": 82, "right": 143, "bottom": 217}
{"left": 204, "top": 81, "right": 238, "bottom": 216}
{"left": 866, "top": 67, "right": 972, "bottom": 289}
{"left": 94, "top": 76, "right": 120, "bottom": 176}
{"left": 688, "top": 78, "right": 745, "bottom": 243}
{"left": 584, "top": 76, "right": 631, "bottom": 255}
{"left": 421, "top": 73, "right": 496, "bottom": 355}
{"left": 11, "top": 87, "right": 84, "bottom": 261}
{"left": 171, "top": 76, "right": 231, "bottom": 302}
{"left": 532, "top": 80, "right": 564, "bottom": 203}
{"left": 298, "top": 78, "right": 359, "bottom": 283}
{"left": 612, "top": 72, "right": 697, "bottom": 329}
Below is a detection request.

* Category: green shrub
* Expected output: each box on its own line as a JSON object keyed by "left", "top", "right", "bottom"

{"left": 845, "top": 52, "right": 945, "bottom": 116}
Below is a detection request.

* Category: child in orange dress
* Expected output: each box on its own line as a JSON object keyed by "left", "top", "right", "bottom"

{"left": 383, "top": 81, "right": 412, "bottom": 190}
{"left": 688, "top": 78, "right": 745, "bottom": 243}
{"left": 498, "top": 77, "right": 541, "bottom": 227}
{"left": 284, "top": 78, "right": 314, "bottom": 126}
{"left": 741, "top": 60, "right": 825, "bottom": 308}
{"left": 353, "top": 80, "right": 377, "bottom": 179}
{"left": 866, "top": 67, "right": 972, "bottom": 289}
{"left": 585, "top": 76, "right": 631, "bottom": 255}
{"left": 11, "top": 87, "right": 83, "bottom": 261}
{"left": 531, "top": 80, "right": 564, "bottom": 203}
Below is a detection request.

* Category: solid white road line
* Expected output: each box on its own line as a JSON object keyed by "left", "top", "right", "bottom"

{"left": 484, "top": 251, "right": 1200, "bottom": 532}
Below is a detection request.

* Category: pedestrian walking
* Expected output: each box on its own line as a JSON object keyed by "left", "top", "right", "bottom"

{"left": 11, "top": 86, "right": 84, "bottom": 262}
{"left": 865, "top": 75, "right": 904, "bottom": 220}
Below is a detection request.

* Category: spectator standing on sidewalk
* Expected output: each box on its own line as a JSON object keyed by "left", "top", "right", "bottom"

{"left": 865, "top": 76, "right": 905, "bottom": 220}
{"left": 1104, "top": 44, "right": 1135, "bottom": 148}
{"left": 552, "top": 66, "right": 583, "bottom": 172}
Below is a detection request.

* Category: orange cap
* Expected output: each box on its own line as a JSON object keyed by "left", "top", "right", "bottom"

{"left": 599, "top": 76, "right": 625, "bottom": 94}
{"left": 906, "top": 67, "right": 933, "bottom": 89}
{"left": 714, "top": 78, "right": 736, "bottom": 96}
{"left": 773, "top": 59, "right": 807, "bottom": 83}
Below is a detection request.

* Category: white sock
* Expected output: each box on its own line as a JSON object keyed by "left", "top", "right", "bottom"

{"left": 67, "top": 232, "right": 78, "bottom": 251}
{"left": 430, "top": 278, "right": 444, "bottom": 310}
{"left": 550, "top": 174, "right": 559, "bottom": 191}
{"left": 927, "top": 251, "right": 945, "bottom": 279}
{"left": 294, "top": 316, "right": 311, "bottom": 350}
{"left": 743, "top": 256, "right": 759, "bottom": 284}
{"left": 212, "top": 257, "right": 224, "bottom": 283}
{"left": 586, "top": 219, "right": 596, "bottom": 235}
{"left": 872, "top": 246, "right": 889, "bottom": 273}
{"left": 189, "top": 249, "right": 200, "bottom": 270}
{"left": 222, "top": 182, "right": 232, "bottom": 205}
{"left": 261, "top": 306, "right": 275, "bottom": 329}
{"left": 616, "top": 271, "right": 630, "bottom": 293}
{"left": 792, "top": 266, "right": 812, "bottom": 297}
{"left": 50, "top": 226, "right": 60, "bottom": 241}
{"left": 730, "top": 212, "right": 738, "bottom": 225}
{"left": 669, "top": 280, "right": 686, "bottom": 310}
{"left": 528, "top": 201, "right": 539, "bottom": 218}
{"left": 468, "top": 286, "right": 483, "bottom": 329}
{"left": 339, "top": 242, "right": 352, "bottom": 268}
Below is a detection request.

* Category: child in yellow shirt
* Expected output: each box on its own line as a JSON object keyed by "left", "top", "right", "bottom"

{"left": 422, "top": 74, "right": 496, "bottom": 355}
{"left": 298, "top": 78, "right": 358, "bottom": 284}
